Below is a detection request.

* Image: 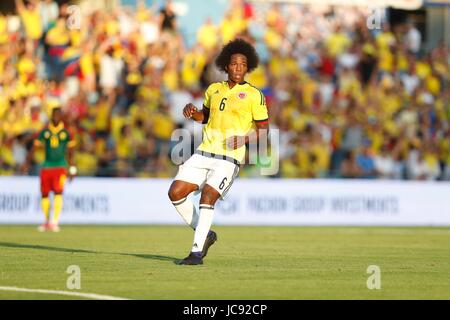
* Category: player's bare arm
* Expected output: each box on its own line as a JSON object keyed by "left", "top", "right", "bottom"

{"left": 183, "top": 103, "right": 210, "bottom": 124}
{"left": 226, "top": 121, "right": 269, "bottom": 150}
{"left": 67, "top": 145, "right": 77, "bottom": 181}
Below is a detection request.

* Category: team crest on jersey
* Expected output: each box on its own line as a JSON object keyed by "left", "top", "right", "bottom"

{"left": 59, "top": 132, "right": 67, "bottom": 140}
{"left": 237, "top": 92, "right": 247, "bottom": 100}
{"left": 44, "top": 131, "right": 50, "bottom": 139}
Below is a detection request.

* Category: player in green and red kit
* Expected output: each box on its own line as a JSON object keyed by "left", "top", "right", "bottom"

{"left": 31, "top": 107, "right": 77, "bottom": 232}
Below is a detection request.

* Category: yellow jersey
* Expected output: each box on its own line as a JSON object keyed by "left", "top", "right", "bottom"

{"left": 198, "top": 81, "right": 269, "bottom": 163}
{"left": 197, "top": 24, "right": 218, "bottom": 50}
{"left": 20, "top": 9, "right": 43, "bottom": 40}
{"left": 0, "top": 15, "right": 8, "bottom": 44}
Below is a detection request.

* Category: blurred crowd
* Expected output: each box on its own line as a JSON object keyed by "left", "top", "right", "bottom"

{"left": 0, "top": 0, "right": 449, "bottom": 180}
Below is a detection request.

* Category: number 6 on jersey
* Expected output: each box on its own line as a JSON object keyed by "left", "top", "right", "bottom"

{"left": 219, "top": 98, "right": 227, "bottom": 111}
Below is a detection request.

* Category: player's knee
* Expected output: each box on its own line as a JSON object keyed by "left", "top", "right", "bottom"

{"left": 200, "top": 194, "right": 218, "bottom": 206}
{"left": 168, "top": 183, "right": 184, "bottom": 202}
{"left": 200, "top": 188, "right": 220, "bottom": 205}
{"left": 167, "top": 188, "right": 177, "bottom": 201}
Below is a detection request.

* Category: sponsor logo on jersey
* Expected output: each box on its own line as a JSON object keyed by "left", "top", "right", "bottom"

{"left": 59, "top": 132, "right": 67, "bottom": 140}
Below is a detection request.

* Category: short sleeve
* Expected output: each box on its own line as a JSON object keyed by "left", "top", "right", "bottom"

{"left": 203, "top": 84, "right": 215, "bottom": 109}
{"left": 67, "top": 130, "right": 77, "bottom": 148}
{"left": 34, "top": 130, "right": 45, "bottom": 147}
{"left": 251, "top": 88, "right": 269, "bottom": 123}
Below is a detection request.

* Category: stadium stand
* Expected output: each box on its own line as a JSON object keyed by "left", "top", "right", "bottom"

{"left": 0, "top": 0, "right": 448, "bottom": 180}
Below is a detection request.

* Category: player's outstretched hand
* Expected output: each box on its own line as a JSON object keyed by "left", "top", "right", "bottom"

{"left": 183, "top": 103, "right": 197, "bottom": 118}
{"left": 68, "top": 166, "right": 77, "bottom": 182}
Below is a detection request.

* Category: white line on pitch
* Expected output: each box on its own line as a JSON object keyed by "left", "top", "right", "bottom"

{"left": 0, "top": 286, "right": 130, "bottom": 300}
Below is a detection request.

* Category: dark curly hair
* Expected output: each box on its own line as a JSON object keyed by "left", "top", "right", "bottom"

{"left": 215, "top": 39, "right": 259, "bottom": 73}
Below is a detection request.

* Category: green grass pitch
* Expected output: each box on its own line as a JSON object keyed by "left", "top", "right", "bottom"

{"left": 0, "top": 226, "right": 449, "bottom": 300}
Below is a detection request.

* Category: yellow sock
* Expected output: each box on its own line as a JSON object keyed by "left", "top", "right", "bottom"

{"left": 52, "top": 195, "right": 63, "bottom": 225}
{"left": 41, "top": 197, "right": 50, "bottom": 222}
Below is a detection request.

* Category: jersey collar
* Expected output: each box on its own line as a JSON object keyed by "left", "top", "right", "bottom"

{"left": 224, "top": 81, "right": 248, "bottom": 89}
{"left": 48, "top": 122, "right": 64, "bottom": 134}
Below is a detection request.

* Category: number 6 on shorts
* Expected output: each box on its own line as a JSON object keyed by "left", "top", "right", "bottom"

{"left": 219, "top": 178, "right": 228, "bottom": 190}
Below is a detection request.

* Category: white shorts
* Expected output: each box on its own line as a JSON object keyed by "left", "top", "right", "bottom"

{"left": 174, "top": 152, "right": 240, "bottom": 199}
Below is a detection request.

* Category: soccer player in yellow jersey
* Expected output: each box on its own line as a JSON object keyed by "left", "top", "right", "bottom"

{"left": 168, "top": 39, "right": 269, "bottom": 265}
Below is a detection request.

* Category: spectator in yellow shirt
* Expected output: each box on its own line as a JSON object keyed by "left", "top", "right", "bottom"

{"left": 0, "top": 14, "right": 9, "bottom": 45}
{"left": 197, "top": 18, "right": 218, "bottom": 52}
{"left": 15, "top": 0, "right": 43, "bottom": 42}
{"left": 376, "top": 23, "right": 396, "bottom": 52}
{"left": 325, "top": 25, "right": 351, "bottom": 57}
{"left": 45, "top": 18, "right": 70, "bottom": 81}
{"left": 181, "top": 47, "right": 206, "bottom": 88}
{"left": 116, "top": 124, "right": 134, "bottom": 160}
{"left": 80, "top": 41, "right": 97, "bottom": 93}
{"left": 220, "top": 12, "right": 237, "bottom": 44}
{"left": 17, "top": 50, "right": 37, "bottom": 81}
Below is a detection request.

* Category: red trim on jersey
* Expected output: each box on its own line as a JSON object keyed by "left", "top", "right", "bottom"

{"left": 255, "top": 119, "right": 269, "bottom": 126}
